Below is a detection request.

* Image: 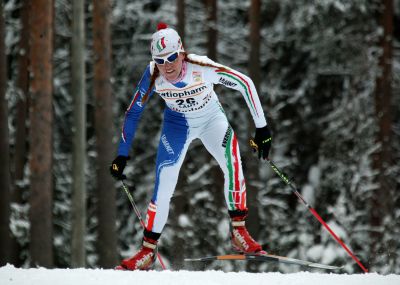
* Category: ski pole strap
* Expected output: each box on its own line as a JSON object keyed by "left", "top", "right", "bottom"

{"left": 249, "top": 139, "right": 258, "bottom": 150}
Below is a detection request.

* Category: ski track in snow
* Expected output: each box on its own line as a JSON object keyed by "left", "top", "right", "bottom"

{"left": 1, "top": 265, "right": 400, "bottom": 285}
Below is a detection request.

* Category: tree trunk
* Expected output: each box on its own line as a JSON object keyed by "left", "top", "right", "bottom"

{"left": 371, "top": 0, "right": 394, "bottom": 268}
{"left": 71, "top": 0, "right": 87, "bottom": 268}
{"left": 205, "top": 0, "right": 217, "bottom": 61}
{"left": 0, "top": 0, "right": 12, "bottom": 267}
{"left": 176, "top": 0, "right": 185, "bottom": 43}
{"left": 29, "top": 0, "right": 54, "bottom": 268}
{"left": 10, "top": 0, "right": 30, "bottom": 267}
{"left": 245, "top": 0, "right": 261, "bottom": 249}
{"left": 93, "top": 0, "right": 118, "bottom": 268}
{"left": 249, "top": 0, "right": 261, "bottom": 90}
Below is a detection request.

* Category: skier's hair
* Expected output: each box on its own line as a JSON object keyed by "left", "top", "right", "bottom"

{"left": 141, "top": 52, "right": 228, "bottom": 104}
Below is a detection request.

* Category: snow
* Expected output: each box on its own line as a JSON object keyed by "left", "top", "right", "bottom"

{"left": 178, "top": 214, "right": 192, "bottom": 227}
{"left": 1, "top": 265, "right": 399, "bottom": 285}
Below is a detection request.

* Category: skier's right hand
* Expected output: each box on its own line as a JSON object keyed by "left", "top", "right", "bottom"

{"left": 110, "top": 155, "right": 129, "bottom": 180}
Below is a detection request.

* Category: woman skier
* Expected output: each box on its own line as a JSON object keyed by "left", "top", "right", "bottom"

{"left": 110, "top": 23, "right": 272, "bottom": 270}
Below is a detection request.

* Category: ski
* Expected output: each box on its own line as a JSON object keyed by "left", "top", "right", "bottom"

{"left": 184, "top": 253, "right": 343, "bottom": 270}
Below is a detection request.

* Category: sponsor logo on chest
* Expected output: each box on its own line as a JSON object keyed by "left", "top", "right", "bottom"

{"left": 159, "top": 84, "right": 207, "bottom": 99}
{"left": 193, "top": 71, "right": 202, "bottom": 83}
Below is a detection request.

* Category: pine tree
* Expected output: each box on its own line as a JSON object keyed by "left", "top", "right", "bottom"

{"left": 71, "top": 0, "right": 87, "bottom": 268}
{"left": 93, "top": 0, "right": 118, "bottom": 267}
{"left": 29, "top": 0, "right": 54, "bottom": 267}
{"left": 0, "top": 0, "right": 12, "bottom": 267}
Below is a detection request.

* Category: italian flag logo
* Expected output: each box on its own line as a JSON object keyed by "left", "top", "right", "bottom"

{"left": 156, "top": 37, "right": 166, "bottom": 52}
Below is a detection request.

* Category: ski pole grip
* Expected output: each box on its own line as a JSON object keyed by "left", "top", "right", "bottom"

{"left": 249, "top": 139, "right": 258, "bottom": 151}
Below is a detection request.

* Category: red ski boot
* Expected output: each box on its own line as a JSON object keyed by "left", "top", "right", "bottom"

{"left": 115, "top": 237, "right": 157, "bottom": 270}
{"left": 229, "top": 210, "right": 262, "bottom": 254}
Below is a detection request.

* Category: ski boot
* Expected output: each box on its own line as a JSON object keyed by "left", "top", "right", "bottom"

{"left": 115, "top": 236, "right": 158, "bottom": 270}
{"left": 229, "top": 209, "right": 263, "bottom": 254}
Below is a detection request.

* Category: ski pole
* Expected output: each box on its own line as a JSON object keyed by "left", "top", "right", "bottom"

{"left": 249, "top": 140, "right": 368, "bottom": 273}
{"left": 120, "top": 180, "right": 167, "bottom": 270}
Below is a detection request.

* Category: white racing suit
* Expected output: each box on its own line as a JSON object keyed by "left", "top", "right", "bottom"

{"left": 118, "top": 54, "right": 267, "bottom": 233}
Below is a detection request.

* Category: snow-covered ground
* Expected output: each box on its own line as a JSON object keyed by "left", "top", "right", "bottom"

{"left": 1, "top": 265, "right": 399, "bottom": 285}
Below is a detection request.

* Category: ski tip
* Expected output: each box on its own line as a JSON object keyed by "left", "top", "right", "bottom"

{"left": 309, "top": 263, "right": 344, "bottom": 270}
{"left": 184, "top": 258, "right": 202, "bottom": 262}
{"left": 184, "top": 256, "right": 217, "bottom": 262}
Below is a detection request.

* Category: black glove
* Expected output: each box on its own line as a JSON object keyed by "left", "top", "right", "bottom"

{"left": 253, "top": 125, "right": 272, "bottom": 160}
{"left": 110, "top": 155, "right": 129, "bottom": 180}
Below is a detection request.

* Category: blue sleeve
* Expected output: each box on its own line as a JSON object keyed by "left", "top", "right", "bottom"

{"left": 117, "top": 65, "right": 155, "bottom": 156}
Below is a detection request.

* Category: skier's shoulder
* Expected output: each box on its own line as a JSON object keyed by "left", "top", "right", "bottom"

{"left": 187, "top": 53, "right": 225, "bottom": 70}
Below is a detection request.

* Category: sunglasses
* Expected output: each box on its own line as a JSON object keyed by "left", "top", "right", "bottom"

{"left": 153, "top": 52, "right": 180, "bottom": 65}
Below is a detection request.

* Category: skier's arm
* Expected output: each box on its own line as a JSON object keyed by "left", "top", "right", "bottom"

{"left": 118, "top": 65, "right": 155, "bottom": 156}
{"left": 208, "top": 66, "right": 267, "bottom": 128}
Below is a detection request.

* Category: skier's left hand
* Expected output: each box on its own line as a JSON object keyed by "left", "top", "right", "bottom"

{"left": 251, "top": 125, "right": 272, "bottom": 160}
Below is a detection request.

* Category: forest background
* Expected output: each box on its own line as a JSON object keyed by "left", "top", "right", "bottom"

{"left": 0, "top": 0, "right": 399, "bottom": 274}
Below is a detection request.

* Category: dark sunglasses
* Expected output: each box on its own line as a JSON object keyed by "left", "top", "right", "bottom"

{"left": 153, "top": 52, "right": 179, "bottom": 65}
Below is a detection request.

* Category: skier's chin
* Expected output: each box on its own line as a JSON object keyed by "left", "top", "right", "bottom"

{"left": 164, "top": 70, "right": 178, "bottom": 81}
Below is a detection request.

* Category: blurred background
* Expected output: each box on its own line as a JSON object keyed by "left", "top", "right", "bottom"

{"left": 0, "top": 0, "right": 399, "bottom": 274}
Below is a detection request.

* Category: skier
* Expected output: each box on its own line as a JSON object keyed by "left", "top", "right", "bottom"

{"left": 110, "top": 23, "right": 272, "bottom": 270}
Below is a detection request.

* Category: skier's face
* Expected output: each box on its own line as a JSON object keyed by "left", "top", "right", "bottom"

{"left": 155, "top": 52, "right": 185, "bottom": 81}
